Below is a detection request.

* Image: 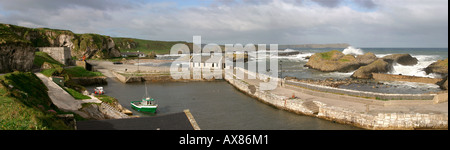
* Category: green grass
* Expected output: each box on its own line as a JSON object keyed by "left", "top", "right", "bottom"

{"left": 0, "top": 71, "right": 72, "bottom": 130}
{"left": 64, "top": 87, "right": 90, "bottom": 100}
{"left": 319, "top": 50, "right": 340, "bottom": 60}
{"left": 95, "top": 95, "right": 118, "bottom": 105}
{"left": 113, "top": 37, "right": 189, "bottom": 54}
{"left": 41, "top": 68, "right": 57, "bottom": 77}
{"left": 64, "top": 67, "right": 104, "bottom": 77}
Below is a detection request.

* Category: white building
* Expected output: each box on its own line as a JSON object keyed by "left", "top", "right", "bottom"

{"left": 189, "top": 55, "right": 224, "bottom": 69}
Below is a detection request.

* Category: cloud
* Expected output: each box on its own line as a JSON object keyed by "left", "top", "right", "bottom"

{"left": 311, "top": 0, "right": 342, "bottom": 8}
{"left": 352, "top": 0, "right": 377, "bottom": 9}
{"left": 0, "top": 0, "right": 447, "bottom": 47}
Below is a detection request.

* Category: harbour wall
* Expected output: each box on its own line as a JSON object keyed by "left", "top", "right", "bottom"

{"left": 224, "top": 68, "right": 448, "bottom": 130}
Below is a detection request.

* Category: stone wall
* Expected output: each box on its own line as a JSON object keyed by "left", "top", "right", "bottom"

{"left": 38, "top": 47, "right": 73, "bottom": 65}
{"left": 318, "top": 106, "right": 448, "bottom": 130}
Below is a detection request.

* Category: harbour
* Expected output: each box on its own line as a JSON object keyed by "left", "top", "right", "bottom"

{"left": 85, "top": 78, "right": 361, "bottom": 130}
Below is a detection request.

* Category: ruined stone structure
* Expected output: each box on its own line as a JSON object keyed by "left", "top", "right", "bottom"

{"left": 38, "top": 47, "right": 73, "bottom": 66}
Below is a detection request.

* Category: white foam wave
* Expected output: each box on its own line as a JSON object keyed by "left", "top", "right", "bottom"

{"left": 342, "top": 46, "right": 364, "bottom": 55}
{"left": 389, "top": 55, "right": 441, "bottom": 78}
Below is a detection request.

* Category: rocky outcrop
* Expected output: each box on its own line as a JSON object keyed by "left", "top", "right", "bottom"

{"left": 382, "top": 54, "right": 418, "bottom": 66}
{"left": 1, "top": 23, "right": 121, "bottom": 60}
{"left": 79, "top": 102, "right": 130, "bottom": 120}
{"left": 305, "top": 50, "right": 361, "bottom": 72}
{"left": 425, "top": 58, "right": 448, "bottom": 76}
{"left": 114, "top": 39, "right": 138, "bottom": 49}
{"left": 442, "top": 77, "right": 448, "bottom": 90}
{"left": 437, "top": 76, "right": 448, "bottom": 90}
{"left": 0, "top": 41, "right": 35, "bottom": 73}
{"left": 73, "top": 34, "right": 121, "bottom": 59}
{"left": 351, "top": 59, "right": 390, "bottom": 79}
{"left": 356, "top": 52, "right": 377, "bottom": 65}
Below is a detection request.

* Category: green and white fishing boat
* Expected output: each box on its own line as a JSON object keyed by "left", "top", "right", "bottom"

{"left": 130, "top": 83, "right": 158, "bottom": 113}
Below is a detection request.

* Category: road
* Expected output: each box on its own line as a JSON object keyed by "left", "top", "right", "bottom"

{"left": 35, "top": 73, "right": 101, "bottom": 112}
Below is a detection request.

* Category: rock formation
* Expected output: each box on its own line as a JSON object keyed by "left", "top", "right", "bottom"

{"left": 0, "top": 43, "right": 34, "bottom": 73}
{"left": 382, "top": 54, "right": 418, "bottom": 66}
{"left": 424, "top": 58, "right": 448, "bottom": 76}
{"left": 305, "top": 50, "right": 361, "bottom": 72}
{"left": 440, "top": 77, "right": 448, "bottom": 90}
{"left": 1, "top": 23, "right": 121, "bottom": 60}
{"left": 0, "top": 24, "right": 35, "bottom": 73}
{"left": 351, "top": 59, "right": 391, "bottom": 79}
{"left": 356, "top": 52, "right": 377, "bottom": 65}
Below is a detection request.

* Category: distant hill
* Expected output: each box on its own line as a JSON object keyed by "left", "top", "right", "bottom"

{"left": 113, "top": 37, "right": 190, "bottom": 55}
{"left": 279, "top": 43, "right": 350, "bottom": 49}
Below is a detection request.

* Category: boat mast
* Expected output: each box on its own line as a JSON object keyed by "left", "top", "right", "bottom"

{"left": 145, "top": 82, "right": 149, "bottom": 98}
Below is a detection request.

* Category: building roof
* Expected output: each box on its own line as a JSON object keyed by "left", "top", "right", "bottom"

{"left": 190, "top": 55, "right": 223, "bottom": 63}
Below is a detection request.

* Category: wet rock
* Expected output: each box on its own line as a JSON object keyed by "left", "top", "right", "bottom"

{"left": 424, "top": 58, "right": 448, "bottom": 76}
{"left": 437, "top": 76, "right": 448, "bottom": 90}
{"left": 382, "top": 54, "right": 418, "bottom": 66}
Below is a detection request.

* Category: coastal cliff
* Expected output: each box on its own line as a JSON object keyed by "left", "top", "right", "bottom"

{"left": 0, "top": 23, "right": 120, "bottom": 60}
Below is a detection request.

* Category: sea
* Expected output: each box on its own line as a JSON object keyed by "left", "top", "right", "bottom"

{"left": 154, "top": 46, "right": 448, "bottom": 94}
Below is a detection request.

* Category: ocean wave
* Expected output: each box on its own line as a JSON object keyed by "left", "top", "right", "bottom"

{"left": 342, "top": 46, "right": 364, "bottom": 55}
{"left": 387, "top": 54, "right": 440, "bottom": 78}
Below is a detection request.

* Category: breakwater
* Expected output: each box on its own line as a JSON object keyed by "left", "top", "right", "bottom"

{"left": 225, "top": 67, "right": 448, "bottom": 130}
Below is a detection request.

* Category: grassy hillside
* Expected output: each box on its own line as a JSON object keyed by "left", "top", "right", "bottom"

{"left": 113, "top": 37, "right": 189, "bottom": 54}
{"left": 1, "top": 23, "right": 119, "bottom": 59}
{"left": 0, "top": 72, "right": 72, "bottom": 130}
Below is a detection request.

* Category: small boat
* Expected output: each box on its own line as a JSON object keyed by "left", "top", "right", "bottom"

{"left": 130, "top": 83, "right": 158, "bottom": 113}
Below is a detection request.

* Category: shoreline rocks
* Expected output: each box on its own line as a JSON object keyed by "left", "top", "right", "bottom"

{"left": 381, "top": 54, "right": 418, "bottom": 66}
{"left": 305, "top": 50, "right": 361, "bottom": 72}
{"left": 425, "top": 58, "right": 448, "bottom": 76}
{"left": 351, "top": 59, "right": 391, "bottom": 79}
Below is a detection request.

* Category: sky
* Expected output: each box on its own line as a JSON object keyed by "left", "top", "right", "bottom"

{"left": 0, "top": 0, "right": 448, "bottom": 48}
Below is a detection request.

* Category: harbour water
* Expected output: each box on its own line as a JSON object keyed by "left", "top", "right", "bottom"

{"left": 86, "top": 78, "right": 361, "bottom": 130}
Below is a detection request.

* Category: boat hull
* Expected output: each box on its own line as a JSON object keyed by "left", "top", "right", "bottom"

{"left": 131, "top": 101, "right": 157, "bottom": 113}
